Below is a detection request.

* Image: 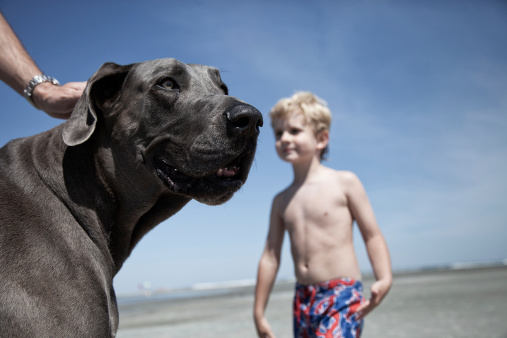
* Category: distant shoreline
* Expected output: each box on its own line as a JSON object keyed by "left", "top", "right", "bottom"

{"left": 117, "top": 260, "right": 507, "bottom": 306}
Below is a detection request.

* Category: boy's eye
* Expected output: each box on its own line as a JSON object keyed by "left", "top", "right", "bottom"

{"left": 290, "top": 128, "right": 301, "bottom": 135}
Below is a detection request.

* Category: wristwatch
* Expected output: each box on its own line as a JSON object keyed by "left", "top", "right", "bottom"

{"left": 23, "top": 74, "right": 60, "bottom": 108}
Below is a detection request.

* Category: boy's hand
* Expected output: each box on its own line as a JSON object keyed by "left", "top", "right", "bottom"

{"left": 255, "top": 316, "right": 276, "bottom": 338}
{"left": 355, "top": 279, "right": 391, "bottom": 320}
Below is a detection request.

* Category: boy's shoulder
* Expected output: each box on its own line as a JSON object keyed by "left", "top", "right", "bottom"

{"left": 320, "top": 167, "right": 360, "bottom": 184}
{"left": 333, "top": 170, "right": 365, "bottom": 194}
{"left": 272, "top": 184, "right": 294, "bottom": 204}
{"left": 314, "top": 168, "right": 365, "bottom": 199}
{"left": 273, "top": 169, "right": 361, "bottom": 203}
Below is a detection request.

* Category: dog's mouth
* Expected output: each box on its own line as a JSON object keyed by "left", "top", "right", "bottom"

{"left": 155, "top": 157, "right": 245, "bottom": 197}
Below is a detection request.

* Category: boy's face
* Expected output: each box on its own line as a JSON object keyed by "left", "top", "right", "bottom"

{"left": 272, "top": 112, "right": 327, "bottom": 164}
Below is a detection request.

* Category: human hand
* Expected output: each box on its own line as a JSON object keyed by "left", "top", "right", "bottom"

{"left": 355, "top": 278, "right": 392, "bottom": 320}
{"left": 32, "top": 81, "right": 86, "bottom": 119}
{"left": 254, "top": 316, "right": 276, "bottom": 338}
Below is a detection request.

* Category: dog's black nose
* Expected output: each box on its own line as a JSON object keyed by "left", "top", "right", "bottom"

{"left": 226, "top": 104, "right": 263, "bottom": 137}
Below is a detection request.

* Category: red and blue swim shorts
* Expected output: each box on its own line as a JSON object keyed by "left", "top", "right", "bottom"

{"left": 293, "top": 278, "right": 365, "bottom": 338}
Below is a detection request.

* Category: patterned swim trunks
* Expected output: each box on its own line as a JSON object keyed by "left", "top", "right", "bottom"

{"left": 293, "top": 278, "right": 364, "bottom": 338}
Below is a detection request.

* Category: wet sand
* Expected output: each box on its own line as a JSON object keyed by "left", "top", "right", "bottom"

{"left": 117, "top": 266, "right": 507, "bottom": 337}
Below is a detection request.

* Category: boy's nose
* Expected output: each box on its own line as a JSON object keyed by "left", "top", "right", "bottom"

{"left": 280, "top": 131, "right": 291, "bottom": 142}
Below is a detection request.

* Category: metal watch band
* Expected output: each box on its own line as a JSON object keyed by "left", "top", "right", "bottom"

{"left": 23, "top": 74, "right": 60, "bottom": 108}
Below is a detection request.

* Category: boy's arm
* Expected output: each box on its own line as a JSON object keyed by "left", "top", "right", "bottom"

{"left": 344, "top": 172, "right": 392, "bottom": 320}
{"left": 254, "top": 196, "right": 285, "bottom": 338}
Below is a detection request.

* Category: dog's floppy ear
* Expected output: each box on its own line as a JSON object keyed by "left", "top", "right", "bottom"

{"left": 63, "top": 62, "right": 133, "bottom": 146}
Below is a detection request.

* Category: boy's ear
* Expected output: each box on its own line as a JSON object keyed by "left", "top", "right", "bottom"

{"left": 316, "top": 130, "right": 329, "bottom": 151}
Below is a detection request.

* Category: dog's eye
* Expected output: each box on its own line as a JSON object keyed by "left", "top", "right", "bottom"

{"left": 157, "top": 78, "right": 180, "bottom": 90}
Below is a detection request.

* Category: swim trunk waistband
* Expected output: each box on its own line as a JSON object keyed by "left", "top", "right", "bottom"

{"left": 295, "top": 278, "right": 362, "bottom": 292}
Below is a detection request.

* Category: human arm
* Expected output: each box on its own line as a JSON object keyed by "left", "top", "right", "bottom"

{"left": 0, "top": 12, "right": 85, "bottom": 119}
{"left": 345, "top": 172, "right": 392, "bottom": 320}
{"left": 253, "top": 197, "right": 285, "bottom": 338}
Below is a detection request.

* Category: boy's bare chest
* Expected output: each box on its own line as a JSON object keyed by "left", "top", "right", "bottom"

{"left": 281, "top": 184, "right": 350, "bottom": 229}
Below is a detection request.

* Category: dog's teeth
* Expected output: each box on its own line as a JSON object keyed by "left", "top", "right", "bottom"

{"left": 216, "top": 167, "right": 238, "bottom": 178}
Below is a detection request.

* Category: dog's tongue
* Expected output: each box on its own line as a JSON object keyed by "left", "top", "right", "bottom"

{"left": 216, "top": 167, "right": 239, "bottom": 178}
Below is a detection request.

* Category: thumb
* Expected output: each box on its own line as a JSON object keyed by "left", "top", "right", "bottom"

{"left": 371, "top": 286, "right": 379, "bottom": 302}
{"left": 355, "top": 299, "right": 370, "bottom": 313}
{"left": 370, "top": 281, "right": 386, "bottom": 306}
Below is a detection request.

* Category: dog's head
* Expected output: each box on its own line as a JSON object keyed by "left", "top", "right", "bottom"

{"left": 63, "top": 58, "right": 262, "bottom": 205}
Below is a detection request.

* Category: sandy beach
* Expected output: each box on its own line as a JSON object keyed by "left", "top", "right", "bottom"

{"left": 117, "top": 266, "right": 507, "bottom": 338}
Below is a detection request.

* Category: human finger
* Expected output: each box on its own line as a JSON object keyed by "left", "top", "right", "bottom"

{"left": 33, "top": 82, "right": 85, "bottom": 118}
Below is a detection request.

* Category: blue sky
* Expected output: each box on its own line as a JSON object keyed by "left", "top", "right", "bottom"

{"left": 1, "top": 1, "right": 506, "bottom": 295}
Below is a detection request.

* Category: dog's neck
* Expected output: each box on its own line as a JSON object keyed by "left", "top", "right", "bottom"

{"left": 109, "top": 191, "right": 191, "bottom": 273}
{"left": 34, "top": 126, "right": 192, "bottom": 274}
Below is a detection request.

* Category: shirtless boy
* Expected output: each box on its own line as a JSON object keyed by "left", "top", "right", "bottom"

{"left": 254, "top": 92, "right": 392, "bottom": 338}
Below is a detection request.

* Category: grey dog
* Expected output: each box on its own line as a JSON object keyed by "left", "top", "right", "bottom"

{"left": 0, "top": 58, "right": 262, "bottom": 337}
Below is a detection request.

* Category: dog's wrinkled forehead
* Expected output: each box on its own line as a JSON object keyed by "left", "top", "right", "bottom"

{"left": 130, "top": 58, "right": 226, "bottom": 94}
{"left": 187, "top": 63, "right": 228, "bottom": 94}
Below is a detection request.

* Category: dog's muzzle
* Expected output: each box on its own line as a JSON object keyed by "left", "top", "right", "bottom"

{"left": 156, "top": 160, "right": 241, "bottom": 194}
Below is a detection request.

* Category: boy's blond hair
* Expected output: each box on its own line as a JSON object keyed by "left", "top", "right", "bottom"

{"left": 269, "top": 91, "right": 332, "bottom": 160}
